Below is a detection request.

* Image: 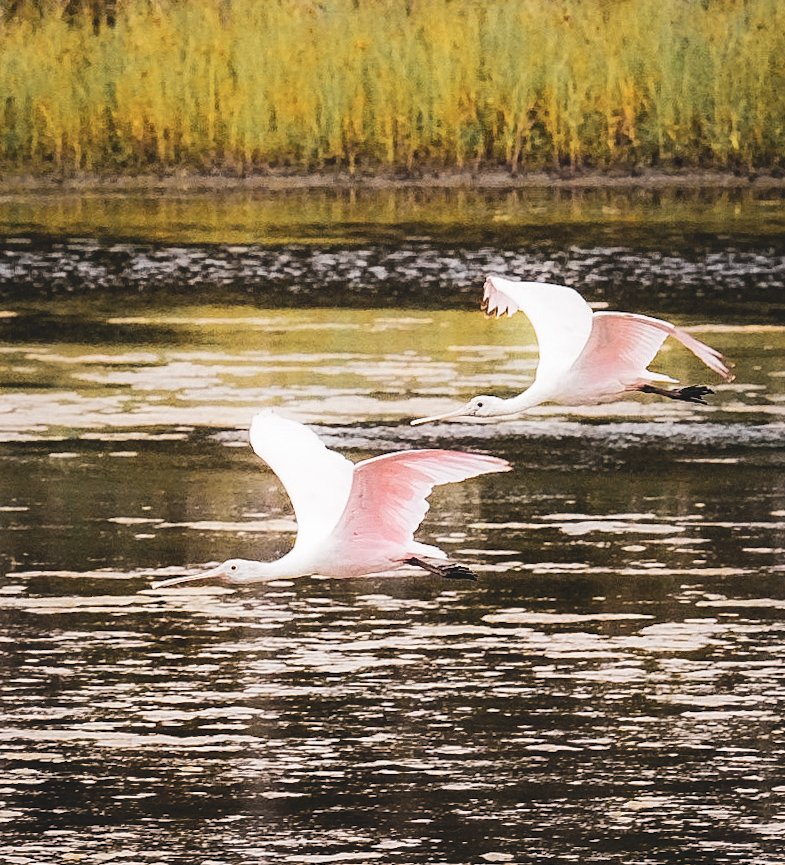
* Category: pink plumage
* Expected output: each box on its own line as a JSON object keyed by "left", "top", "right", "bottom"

{"left": 152, "top": 412, "right": 509, "bottom": 589}
{"left": 412, "top": 276, "right": 734, "bottom": 425}
{"left": 322, "top": 449, "right": 510, "bottom": 576}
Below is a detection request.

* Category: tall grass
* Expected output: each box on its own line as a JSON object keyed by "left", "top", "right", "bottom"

{"left": 2, "top": 0, "right": 784, "bottom": 174}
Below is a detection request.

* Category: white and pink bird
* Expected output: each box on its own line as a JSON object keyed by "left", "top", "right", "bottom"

{"left": 412, "top": 276, "right": 735, "bottom": 425}
{"left": 153, "top": 410, "right": 509, "bottom": 589}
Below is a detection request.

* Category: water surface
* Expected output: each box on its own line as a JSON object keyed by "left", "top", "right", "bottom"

{"left": 1, "top": 188, "right": 784, "bottom": 864}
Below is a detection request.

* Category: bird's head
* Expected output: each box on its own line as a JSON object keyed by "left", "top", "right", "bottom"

{"left": 411, "top": 395, "right": 507, "bottom": 425}
{"left": 150, "top": 558, "right": 258, "bottom": 590}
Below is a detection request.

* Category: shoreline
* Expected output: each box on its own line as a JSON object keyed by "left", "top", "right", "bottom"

{"left": 2, "top": 168, "right": 785, "bottom": 196}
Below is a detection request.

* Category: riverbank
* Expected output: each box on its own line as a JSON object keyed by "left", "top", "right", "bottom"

{"left": 3, "top": 168, "right": 785, "bottom": 196}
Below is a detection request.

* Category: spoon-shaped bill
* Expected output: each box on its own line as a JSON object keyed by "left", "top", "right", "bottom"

{"left": 410, "top": 405, "right": 469, "bottom": 426}
{"left": 150, "top": 564, "right": 228, "bottom": 590}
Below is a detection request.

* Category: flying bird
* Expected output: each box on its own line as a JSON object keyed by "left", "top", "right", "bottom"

{"left": 412, "top": 276, "right": 734, "bottom": 425}
{"left": 153, "top": 410, "right": 509, "bottom": 589}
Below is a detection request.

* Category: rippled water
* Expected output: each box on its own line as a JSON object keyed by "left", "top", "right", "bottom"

{"left": 1, "top": 189, "right": 784, "bottom": 863}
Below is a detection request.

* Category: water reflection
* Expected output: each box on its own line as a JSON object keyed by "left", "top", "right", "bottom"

{"left": 1, "top": 193, "right": 784, "bottom": 862}
{"left": 1, "top": 306, "right": 782, "bottom": 442}
{"left": 2, "top": 186, "right": 785, "bottom": 246}
{"left": 3, "top": 237, "right": 785, "bottom": 322}
{"left": 1, "top": 566, "right": 784, "bottom": 862}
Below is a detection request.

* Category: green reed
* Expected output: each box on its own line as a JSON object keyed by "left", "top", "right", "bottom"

{"left": 1, "top": 0, "right": 783, "bottom": 174}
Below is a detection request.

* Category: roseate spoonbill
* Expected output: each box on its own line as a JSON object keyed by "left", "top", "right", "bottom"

{"left": 412, "top": 276, "right": 735, "bottom": 425}
{"left": 152, "top": 410, "right": 509, "bottom": 589}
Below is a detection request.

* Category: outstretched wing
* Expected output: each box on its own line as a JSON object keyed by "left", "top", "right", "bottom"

{"left": 570, "top": 312, "right": 735, "bottom": 382}
{"left": 482, "top": 276, "right": 594, "bottom": 382}
{"left": 327, "top": 450, "right": 510, "bottom": 558}
{"left": 249, "top": 410, "right": 355, "bottom": 549}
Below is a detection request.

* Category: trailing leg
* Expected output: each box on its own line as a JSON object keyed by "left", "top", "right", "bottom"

{"left": 638, "top": 384, "right": 714, "bottom": 405}
{"left": 403, "top": 556, "right": 478, "bottom": 582}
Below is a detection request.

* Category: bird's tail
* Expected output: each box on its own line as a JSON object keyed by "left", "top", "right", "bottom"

{"left": 407, "top": 541, "right": 447, "bottom": 560}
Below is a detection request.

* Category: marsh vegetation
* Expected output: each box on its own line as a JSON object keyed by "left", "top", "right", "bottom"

{"left": 2, "top": 0, "right": 784, "bottom": 175}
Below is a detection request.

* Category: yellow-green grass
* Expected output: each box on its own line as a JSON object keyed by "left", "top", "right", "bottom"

{"left": 2, "top": 0, "right": 784, "bottom": 174}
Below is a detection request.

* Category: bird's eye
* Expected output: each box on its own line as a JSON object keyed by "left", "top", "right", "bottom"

{"left": 230, "top": 565, "right": 237, "bottom": 571}
{"left": 476, "top": 401, "right": 484, "bottom": 408}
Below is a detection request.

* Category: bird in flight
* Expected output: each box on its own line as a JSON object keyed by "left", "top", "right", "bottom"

{"left": 153, "top": 410, "right": 509, "bottom": 589}
{"left": 412, "top": 276, "right": 734, "bottom": 425}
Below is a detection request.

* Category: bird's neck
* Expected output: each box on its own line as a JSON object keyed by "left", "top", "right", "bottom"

{"left": 497, "top": 380, "right": 552, "bottom": 415}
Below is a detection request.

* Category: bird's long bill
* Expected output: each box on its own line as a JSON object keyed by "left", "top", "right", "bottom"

{"left": 410, "top": 405, "right": 470, "bottom": 426}
{"left": 150, "top": 564, "right": 228, "bottom": 590}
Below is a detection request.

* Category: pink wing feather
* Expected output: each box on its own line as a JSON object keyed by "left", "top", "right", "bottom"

{"left": 327, "top": 450, "right": 510, "bottom": 563}
{"left": 571, "top": 312, "right": 735, "bottom": 382}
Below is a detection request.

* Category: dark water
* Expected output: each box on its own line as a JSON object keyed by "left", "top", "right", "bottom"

{"left": 1, "top": 188, "right": 784, "bottom": 863}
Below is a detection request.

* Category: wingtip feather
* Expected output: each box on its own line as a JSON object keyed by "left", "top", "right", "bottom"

{"left": 430, "top": 450, "right": 511, "bottom": 480}
{"left": 672, "top": 327, "right": 736, "bottom": 382}
{"left": 482, "top": 273, "right": 517, "bottom": 318}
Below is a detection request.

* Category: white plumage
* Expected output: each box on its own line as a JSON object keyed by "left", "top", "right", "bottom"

{"left": 412, "top": 276, "right": 734, "bottom": 425}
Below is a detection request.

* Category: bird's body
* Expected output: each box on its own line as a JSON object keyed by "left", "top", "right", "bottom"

{"left": 153, "top": 410, "right": 509, "bottom": 588}
{"left": 412, "top": 276, "right": 734, "bottom": 425}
